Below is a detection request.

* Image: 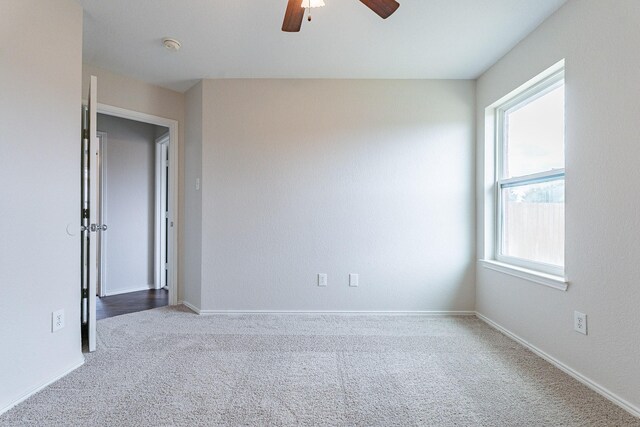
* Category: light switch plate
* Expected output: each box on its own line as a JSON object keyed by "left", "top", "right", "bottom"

{"left": 349, "top": 273, "right": 359, "bottom": 287}
{"left": 318, "top": 274, "right": 327, "bottom": 287}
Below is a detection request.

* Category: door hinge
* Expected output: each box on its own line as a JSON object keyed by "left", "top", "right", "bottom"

{"left": 82, "top": 208, "right": 89, "bottom": 219}
{"left": 81, "top": 289, "right": 88, "bottom": 298}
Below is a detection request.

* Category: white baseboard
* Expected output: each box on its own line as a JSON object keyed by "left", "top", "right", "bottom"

{"left": 476, "top": 312, "right": 640, "bottom": 419}
{"left": 177, "top": 301, "right": 474, "bottom": 316}
{"left": 178, "top": 301, "right": 474, "bottom": 316}
{"left": 104, "top": 285, "right": 152, "bottom": 296}
{"left": 0, "top": 357, "right": 85, "bottom": 416}
{"left": 192, "top": 309, "right": 475, "bottom": 316}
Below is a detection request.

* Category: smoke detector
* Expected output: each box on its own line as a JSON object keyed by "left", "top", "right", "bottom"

{"left": 162, "top": 38, "right": 181, "bottom": 52}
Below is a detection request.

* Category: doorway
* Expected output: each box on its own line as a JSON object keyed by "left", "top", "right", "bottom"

{"left": 96, "top": 114, "right": 166, "bottom": 297}
{"left": 95, "top": 106, "right": 179, "bottom": 313}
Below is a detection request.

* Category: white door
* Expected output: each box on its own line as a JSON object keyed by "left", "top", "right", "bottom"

{"left": 81, "top": 75, "right": 101, "bottom": 352}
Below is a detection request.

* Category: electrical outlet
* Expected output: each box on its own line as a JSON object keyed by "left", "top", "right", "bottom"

{"left": 349, "top": 273, "right": 359, "bottom": 287}
{"left": 574, "top": 311, "right": 587, "bottom": 335}
{"left": 318, "top": 274, "right": 327, "bottom": 287}
{"left": 52, "top": 309, "right": 65, "bottom": 333}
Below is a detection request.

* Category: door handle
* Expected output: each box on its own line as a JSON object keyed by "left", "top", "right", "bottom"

{"left": 89, "top": 224, "right": 108, "bottom": 232}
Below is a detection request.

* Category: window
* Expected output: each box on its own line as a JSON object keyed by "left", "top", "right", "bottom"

{"left": 495, "top": 69, "right": 565, "bottom": 276}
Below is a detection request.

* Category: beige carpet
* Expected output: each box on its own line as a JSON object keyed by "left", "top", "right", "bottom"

{"left": 2, "top": 305, "right": 638, "bottom": 426}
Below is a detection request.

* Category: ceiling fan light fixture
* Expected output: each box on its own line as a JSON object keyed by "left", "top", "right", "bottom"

{"left": 285, "top": 0, "right": 398, "bottom": 32}
{"left": 301, "top": 0, "right": 325, "bottom": 8}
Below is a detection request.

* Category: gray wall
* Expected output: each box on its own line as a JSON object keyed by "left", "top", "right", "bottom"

{"left": 476, "top": 0, "right": 640, "bottom": 412}
{"left": 185, "top": 79, "right": 476, "bottom": 312}
{"left": 183, "top": 82, "right": 203, "bottom": 308}
{"left": 0, "top": 0, "right": 84, "bottom": 412}
{"left": 97, "top": 114, "right": 164, "bottom": 295}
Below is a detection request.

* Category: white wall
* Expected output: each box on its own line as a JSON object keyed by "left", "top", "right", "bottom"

{"left": 185, "top": 79, "right": 476, "bottom": 312}
{"left": 183, "top": 83, "right": 204, "bottom": 308}
{"left": 476, "top": 0, "right": 640, "bottom": 413}
{"left": 0, "top": 0, "right": 84, "bottom": 413}
{"left": 82, "top": 65, "right": 186, "bottom": 300}
{"left": 97, "top": 114, "right": 163, "bottom": 295}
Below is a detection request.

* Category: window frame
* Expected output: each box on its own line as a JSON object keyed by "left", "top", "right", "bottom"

{"left": 494, "top": 68, "right": 565, "bottom": 276}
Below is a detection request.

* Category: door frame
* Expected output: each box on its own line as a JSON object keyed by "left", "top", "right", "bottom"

{"left": 154, "top": 134, "right": 169, "bottom": 290}
{"left": 96, "top": 103, "right": 179, "bottom": 306}
{"left": 97, "top": 131, "right": 108, "bottom": 298}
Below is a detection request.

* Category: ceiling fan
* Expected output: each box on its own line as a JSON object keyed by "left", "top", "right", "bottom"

{"left": 282, "top": 0, "right": 400, "bottom": 32}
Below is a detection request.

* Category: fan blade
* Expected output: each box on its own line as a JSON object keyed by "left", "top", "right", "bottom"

{"left": 359, "top": 0, "right": 400, "bottom": 19}
{"left": 282, "top": 0, "right": 305, "bottom": 32}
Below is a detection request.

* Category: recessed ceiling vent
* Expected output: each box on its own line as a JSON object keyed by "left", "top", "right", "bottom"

{"left": 162, "top": 38, "right": 181, "bottom": 52}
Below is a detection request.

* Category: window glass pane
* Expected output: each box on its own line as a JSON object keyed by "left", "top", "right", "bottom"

{"left": 505, "top": 85, "right": 564, "bottom": 178}
{"left": 501, "top": 179, "right": 564, "bottom": 266}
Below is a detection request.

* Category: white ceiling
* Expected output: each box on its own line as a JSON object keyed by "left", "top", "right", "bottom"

{"left": 79, "top": 0, "right": 566, "bottom": 93}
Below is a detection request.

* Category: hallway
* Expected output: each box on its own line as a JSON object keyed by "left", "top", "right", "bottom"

{"left": 96, "top": 289, "right": 168, "bottom": 320}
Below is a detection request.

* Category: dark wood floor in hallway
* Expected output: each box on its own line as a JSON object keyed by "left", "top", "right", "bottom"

{"left": 96, "top": 289, "right": 168, "bottom": 320}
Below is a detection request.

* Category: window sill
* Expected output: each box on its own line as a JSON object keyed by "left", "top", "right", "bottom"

{"left": 479, "top": 259, "right": 568, "bottom": 291}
